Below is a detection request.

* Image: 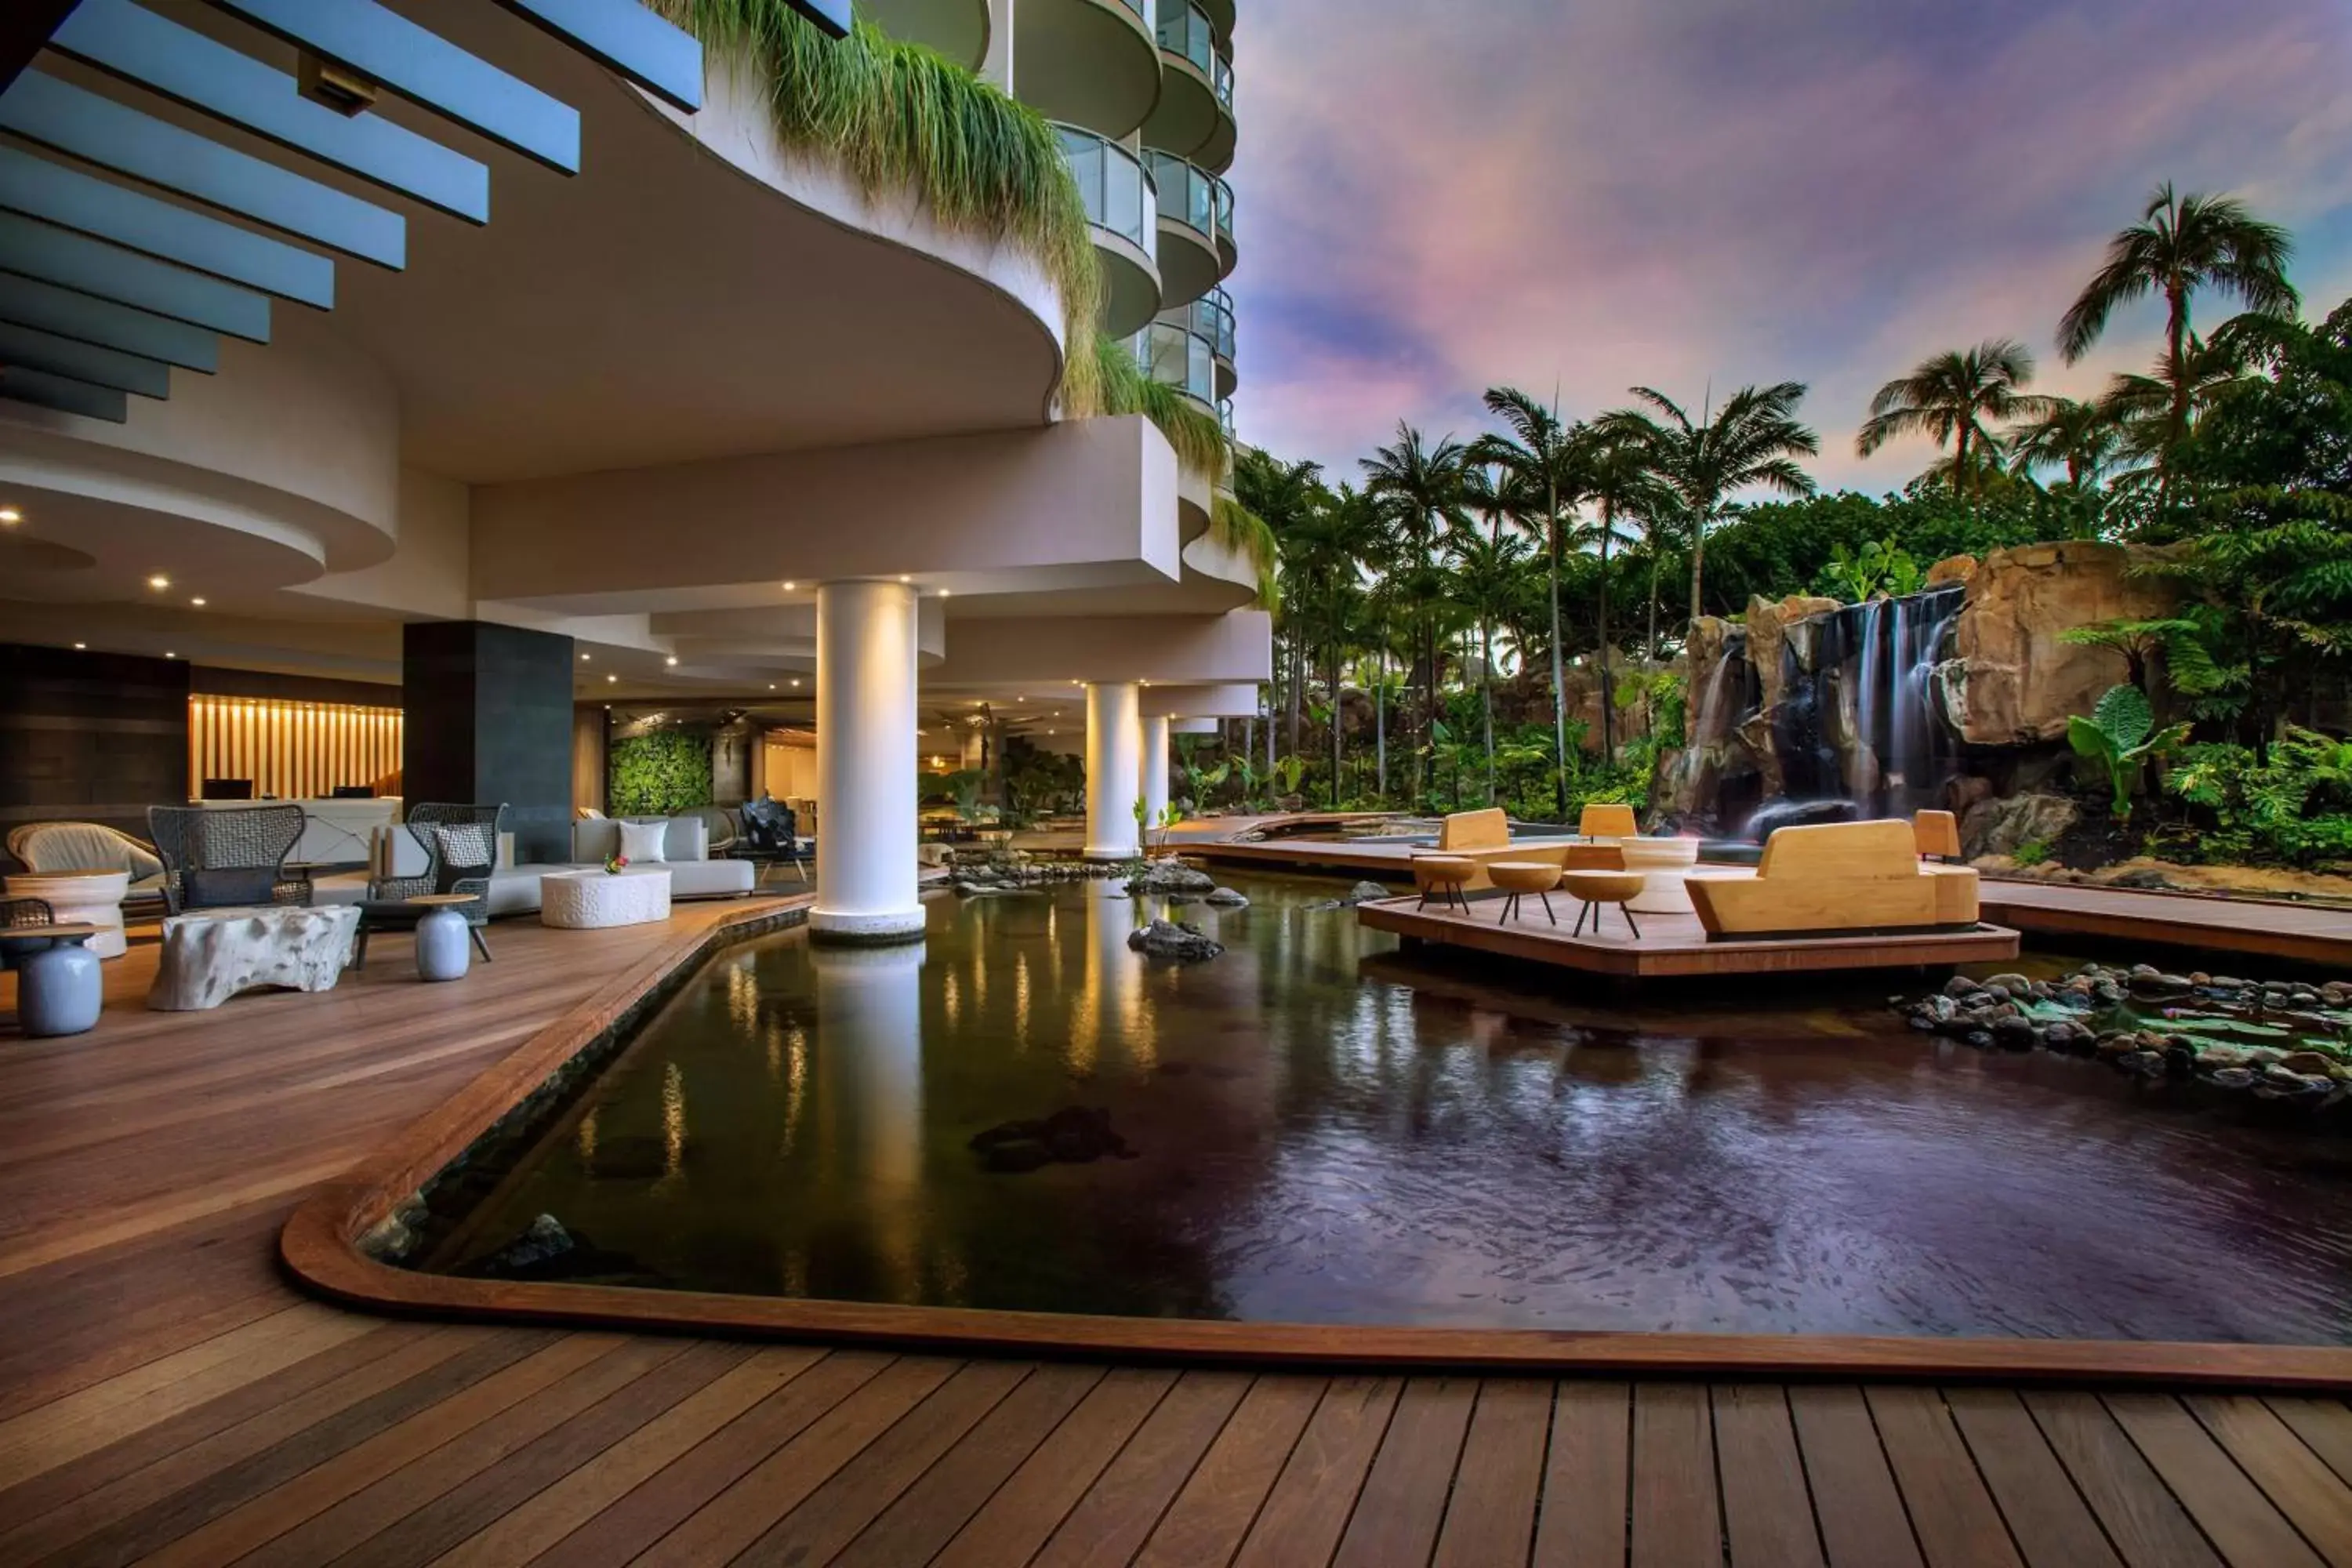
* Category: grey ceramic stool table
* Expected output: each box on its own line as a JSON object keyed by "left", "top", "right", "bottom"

{"left": 408, "top": 895, "right": 477, "bottom": 982}
{"left": 14, "top": 922, "right": 102, "bottom": 1036}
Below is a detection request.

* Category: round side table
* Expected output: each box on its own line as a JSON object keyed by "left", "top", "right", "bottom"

{"left": 1620, "top": 837, "right": 1701, "bottom": 914}
{"left": 13, "top": 923, "right": 102, "bottom": 1036}
{"left": 408, "top": 895, "right": 476, "bottom": 983}
{"left": 5, "top": 870, "right": 131, "bottom": 959}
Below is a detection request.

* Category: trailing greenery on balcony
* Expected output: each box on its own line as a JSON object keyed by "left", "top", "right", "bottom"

{"left": 661, "top": 0, "right": 1105, "bottom": 411}
{"left": 1212, "top": 491, "right": 1281, "bottom": 609}
{"left": 659, "top": 3, "right": 1240, "bottom": 495}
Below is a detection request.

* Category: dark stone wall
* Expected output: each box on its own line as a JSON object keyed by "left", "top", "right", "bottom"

{"left": 402, "top": 622, "right": 575, "bottom": 864}
{"left": 0, "top": 643, "right": 191, "bottom": 846}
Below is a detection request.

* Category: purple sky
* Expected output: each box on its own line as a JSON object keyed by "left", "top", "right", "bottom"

{"left": 1227, "top": 0, "right": 2352, "bottom": 494}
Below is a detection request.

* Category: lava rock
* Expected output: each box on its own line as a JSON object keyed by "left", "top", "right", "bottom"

{"left": 1127, "top": 918, "right": 1224, "bottom": 962}
{"left": 1962, "top": 1030, "right": 1995, "bottom": 1051}
{"left": 458, "top": 1215, "right": 643, "bottom": 1282}
{"left": 1984, "top": 973, "right": 2034, "bottom": 995}
{"left": 969, "top": 1107, "right": 1135, "bottom": 1172}
{"left": 1991, "top": 1017, "right": 2038, "bottom": 1051}
{"left": 2129, "top": 971, "right": 2194, "bottom": 999}
{"left": 1127, "top": 861, "right": 1217, "bottom": 895}
{"left": 1349, "top": 880, "right": 1392, "bottom": 903}
{"left": 1944, "top": 975, "right": 1983, "bottom": 999}
{"left": 2120, "top": 1051, "right": 2167, "bottom": 1078}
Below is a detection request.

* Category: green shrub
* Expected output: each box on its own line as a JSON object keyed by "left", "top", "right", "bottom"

{"left": 609, "top": 731, "right": 713, "bottom": 815}
{"left": 2011, "top": 839, "right": 2053, "bottom": 867}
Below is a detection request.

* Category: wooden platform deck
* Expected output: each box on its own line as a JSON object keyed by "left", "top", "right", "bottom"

{"left": 5, "top": 909, "right": 2352, "bottom": 1564}
{"left": 1192, "top": 833, "right": 1583, "bottom": 877}
{"left": 1357, "top": 893, "right": 2021, "bottom": 978}
{"left": 1982, "top": 880, "right": 2352, "bottom": 969}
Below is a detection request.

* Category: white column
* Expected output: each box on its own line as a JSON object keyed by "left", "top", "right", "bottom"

{"left": 1140, "top": 713, "right": 1171, "bottom": 839}
{"left": 812, "top": 580, "right": 924, "bottom": 941}
{"left": 1083, "top": 681, "right": 1142, "bottom": 860}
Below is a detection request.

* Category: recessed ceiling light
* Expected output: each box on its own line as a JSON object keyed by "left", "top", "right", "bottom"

{"left": 72, "top": 641, "right": 86, "bottom": 649}
{"left": 938, "top": 588, "right": 952, "bottom": 598}
{"left": 190, "top": 597, "right": 206, "bottom": 607}
{"left": 768, "top": 683, "right": 776, "bottom": 691}
{"left": 148, "top": 575, "right": 169, "bottom": 590}
{"left": 790, "top": 678, "right": 801, "bottom": 688}
{"left": 665, "top": 655, "right": 677, "bottom": 666}
{"left": 782, "top": 580, "right": 797, "bottom": 590}
{"left": 163, "top": 651, "right": 176, "bottom": 659}
{"left": 898, "top": 575, "right": 911, "bottom": 583}
{"left": 606, "top": 673, "right": 617, "bottom": 684}
{"left": 580, "top": 652, "right": 590, "bottom": 662}
{"left": 0, "top": 506, "right": 20, "bottom": 524}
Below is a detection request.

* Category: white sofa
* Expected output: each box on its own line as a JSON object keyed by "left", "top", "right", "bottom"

{"left": 314, "top": 815, "right": 754, "bottom": 916}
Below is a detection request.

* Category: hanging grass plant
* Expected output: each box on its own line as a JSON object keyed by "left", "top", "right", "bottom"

{"left": 659, "top": 0, "right": 1104, "bottom": 412}
{"left": 656, "top": 2, "right": 1240, "bottom": 491}
{"left": 1212, "top": 491, "right": 1281, "bottom": 610}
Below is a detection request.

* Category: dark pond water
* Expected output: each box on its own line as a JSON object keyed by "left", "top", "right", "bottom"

{"left": 428, "top": 873, "right": 2352, "bottom": 1342}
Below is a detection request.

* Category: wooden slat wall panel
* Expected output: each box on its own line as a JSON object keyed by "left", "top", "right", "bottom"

{"left": 188, "top": 696, "right": 401, "bottom": 800}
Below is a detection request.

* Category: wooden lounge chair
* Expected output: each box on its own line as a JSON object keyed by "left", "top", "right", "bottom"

{"left": 1426, "top": 808, "right": 1574, "bottom": 891}
{"left": 1686, "top": 819, "right": 1979, "bottom": 941}
{"left": 1914, "top": 809, "right": 1962, "bottom": 861}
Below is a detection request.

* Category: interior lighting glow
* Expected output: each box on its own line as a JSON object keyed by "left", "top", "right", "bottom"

{"left": 148, "top": 575, "right": 169, "bottom": 590}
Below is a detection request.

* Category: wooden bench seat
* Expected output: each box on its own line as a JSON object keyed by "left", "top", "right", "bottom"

{"left": 1686, "top": 819, "right": 1980, "bottom": 941}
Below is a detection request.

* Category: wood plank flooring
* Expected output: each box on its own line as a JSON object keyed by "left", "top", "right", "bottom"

{"left": 4, "top": 906, "right": 2350, "bottom": 1565}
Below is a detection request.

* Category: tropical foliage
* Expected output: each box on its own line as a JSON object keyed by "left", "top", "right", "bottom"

{"left": 608, "top": 731, "right": 714, "bottom": 816}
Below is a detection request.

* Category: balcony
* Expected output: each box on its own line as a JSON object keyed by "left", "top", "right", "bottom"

{"left": 1135, "top": 321, "right": 1215, "bottom": 409}
{"left": 1158, "top": 286, "right": 1236, "bottom": 400}
{"left": 1141, "top": 2, "right": 1233, "bottom": 165}
{"left": 1197, "top": 42, "right": 1236, "bottom": 172}
{"left": 1142, "top": 150, "right": 1229, "bottom": 308}
{"left": 857, "top": 0, "right": 990, "bottom": 70}
{"left": 1058, "top": 125, "right": 1162, "bottom": 336}
{"left": 1014, "top": 0, "right": 1161, "bottom": 141}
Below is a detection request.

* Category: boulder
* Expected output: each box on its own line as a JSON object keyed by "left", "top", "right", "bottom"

{"left": 969, "top": 1107, "right": 1134, "bottom": 1172}
{"left": 1926, "top": 554, "right": 1978, "bottom": 588}
{"left": 1348, "top": 880, "right": 1391, "bottom": 904}
{"left": 1947, "top": 542, "right": 2177, "bottom": 745}
{"left": 1127, "top": 918, "right": 1224, "bottom": 962}
{"left": 1204, "top": 887, "right": 1250, "bottom": 907}
{"left": 1127, "top": 861, "right": 1216, "bottom": 895}
{"left": 1962, "top": 793, "right": 2079, "bottom": 861}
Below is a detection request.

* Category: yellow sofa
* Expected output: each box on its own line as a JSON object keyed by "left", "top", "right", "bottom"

{"left": 1686, "top": 819, "right": 1979, "bottom": 940}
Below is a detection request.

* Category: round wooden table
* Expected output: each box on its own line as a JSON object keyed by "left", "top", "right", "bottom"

{"left": 10, "top": 922, "right": 102, "bottom": 1036}
{"left": 6, "top": 869, "right": 131, "bottom": 959}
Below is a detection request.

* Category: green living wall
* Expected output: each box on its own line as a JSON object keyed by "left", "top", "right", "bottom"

{"left": 608, "top": 731, "right": 713, "bottom": 816}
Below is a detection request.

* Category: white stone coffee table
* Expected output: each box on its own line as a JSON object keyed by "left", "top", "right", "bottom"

{"left": 1621, "top": 837, "right": 1703, "bottom": 914}
{"left": 150, "top": 904, "right": 359, "bottom": 1011}
{"left": 540, "top": 866, "right": 672, "bottom": 929}
{"left": 7, "top": 869, "right": 132, "bottom": 959}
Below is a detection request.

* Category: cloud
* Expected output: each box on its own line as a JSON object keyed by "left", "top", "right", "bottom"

{"left": 1228, "top": 0, "right": 2352, "bottom": 494}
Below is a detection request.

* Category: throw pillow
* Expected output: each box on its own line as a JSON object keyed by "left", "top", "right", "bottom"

{"left": 618, "top": 819, "right": 668, "bottom": 865}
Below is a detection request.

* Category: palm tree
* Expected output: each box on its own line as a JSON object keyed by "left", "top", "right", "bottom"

{"left": 1235, "top": 449, "right": 1329, "bottom": 764}
{"left": 1603, "top": 383, "right": 1819, "bottom": 632}
{"left": 1360, "top": 423, "right": 1468, "bottom": 806}
{"left": 2098, "top": 333, "right": 2260, "bottom": 494}
{"left": 2006, "top": 396, "right": 2122, "bottom": 488}
{"left": 2057, "top": 182, "right": 2298, "bottom": 499}
{"left": 1473, "top": 387, "right": 1588, "bottom": 815}
{"left": 1573, "top": 427, "right": 1669, "bottom": 755}
{"left": 1444, "top": 529, "right": 1529, "bottom": 803}
{"left": 1857, "top": 339, "right": 2053, "bottom": 495}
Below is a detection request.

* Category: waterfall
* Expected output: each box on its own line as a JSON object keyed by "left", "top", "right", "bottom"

{"left": 1832, "top": 583, "right": 1964, "bottom": 818}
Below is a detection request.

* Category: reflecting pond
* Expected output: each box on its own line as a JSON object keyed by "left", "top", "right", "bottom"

{"left": 427, "top": 873, "right": 2352, "bottom": 1342}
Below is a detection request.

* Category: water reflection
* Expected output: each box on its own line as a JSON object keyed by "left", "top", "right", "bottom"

{"left": 439, "top": 874, "right": 2352, "bottom": 1343}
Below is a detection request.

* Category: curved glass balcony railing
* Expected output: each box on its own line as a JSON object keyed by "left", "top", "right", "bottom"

{"left": 1113, "top": 0, "right": 1145, "bottom": 16}
{"left": 1212, "top": 48, "right": 1233, "bottom": 109}
{"left": 1058, "top": 125, "right": 1157, "bottom": 262}
{"left": 1135, "top": 321, "right": 1217, "bottom": 407}
{"left": 1213, "top": 174, "right": 1233, "bottom": 243}
{"left": 1164, "top": 288, "right": 1234, "bottom": 362}
{"left": 1156, "top": 2, "right": 1216, "bottom": 78}
{"left": 1143, "top": 150, "right": 1218, "bottom": 244}
{"left": 1218, "top": 395, "right": 1235, "bottom": 433}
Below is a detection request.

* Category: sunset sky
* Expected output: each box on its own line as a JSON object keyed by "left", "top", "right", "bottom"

{"left": 1227, "top": 0, "right": 2352, "bottom": 495}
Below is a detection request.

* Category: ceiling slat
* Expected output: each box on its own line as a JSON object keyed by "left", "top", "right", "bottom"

{"left": 0, "top": 70, "right": 405, "bottom": 267}
{"left": 495, "top": 0, "right": 702, "bottom": 113}
{"left": 0, "top": 362, "right": 129, "bottom": 421}
{"left": 0, "top": 210, "right": 270, "bottom": 339}
{"left": 0, "top": 317, "right": 170, "bottom": 396}
{"left": 0, "top": 144, "right": 334, "bottom": 306}
{"left": 51, "top": 0, "right": 491, "bottom": 222}
{"left": 0, "top": 272, "right": 217, "bottom": 371}
{"left": 209, "top": 0, "right": 583, "bottom": 174}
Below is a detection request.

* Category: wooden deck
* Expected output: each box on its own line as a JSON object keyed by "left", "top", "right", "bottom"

{"left": 1191, "top": 833, "right": 1583, "bottom": 878}
{"left": 7, "top": 911, "right": 2352, "bottom": 1564}
{"left": 1358, "top": 893, "right": 2021, "bottom": 978}
{"left": 1981, "top": 880, "right": 2352, "bottom": 968}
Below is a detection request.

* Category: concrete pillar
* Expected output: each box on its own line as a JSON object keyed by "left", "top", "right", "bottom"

{"left": 1140, "top": 713, "right": 1171, "bottom": 841}
{"left": 812, "top": 580, "right": 923, "bottom": 942}
{"left": 402, "top": 621, "right": 573, "bottom": 863}
{"left": 1083, "top": 681, "right": 1142, "bottom": 860}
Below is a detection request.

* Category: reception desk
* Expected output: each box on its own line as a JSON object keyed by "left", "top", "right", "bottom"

{"left": 194, "top": 797, "right": 401, "bottom": 868}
